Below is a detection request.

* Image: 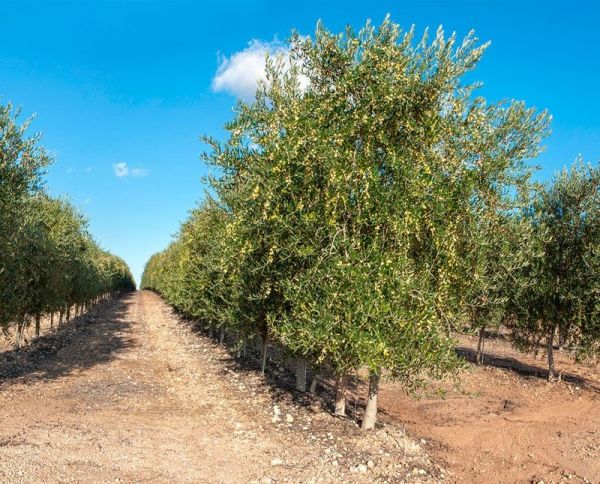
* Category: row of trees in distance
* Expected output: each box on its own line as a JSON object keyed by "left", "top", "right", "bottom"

{"left": 142, "top": 18, "right": 600, "bottom": 429}
{"left": 0, "top": 102, "right": 136, "bottom": 346}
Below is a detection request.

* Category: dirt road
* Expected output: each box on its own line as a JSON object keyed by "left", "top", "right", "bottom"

{"left": 0, "top": 291, "right": 431, "bottom": 483}
{"left": 1, "top": 291, "right": 598, "bottom": 483}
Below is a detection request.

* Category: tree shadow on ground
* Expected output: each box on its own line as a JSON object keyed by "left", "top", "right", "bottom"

{"left": 0, "top": 294, "right": 136, "bottom": 387}
{"left": 456, "top": 346, "right": 600, "bottom": 392}
{"left": 182, "top": 322, "right": 370, "bottom": 430}
{"left": 182, "top": 319, "right": 600, "bottom": 429}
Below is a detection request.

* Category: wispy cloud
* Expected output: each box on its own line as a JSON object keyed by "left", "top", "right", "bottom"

{"left": 113, "top": 162, "right": 148, "bottom": 178}
{"left": 113, "top": 162, "right": 129, "bottom": 177}
{"left": 130, "top": 167, "right": 149, "bottom": 177}
{"left": 212, "top": 39, "right": 307, "bottom": 101}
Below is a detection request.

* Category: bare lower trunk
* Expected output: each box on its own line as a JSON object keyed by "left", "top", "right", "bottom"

{"left": 59, "top": 310, "right": 64, "bottom": 326}
{"left": 260, "top": 335, "right": 268, "bottom": 374}
{"left": 50, "top": 312, "right": 54, "bottom": 329}
{"left": 309, "top": 372, "right": 319, "bottom": 394}
{"left": 66, "top": 305, "right": 71, "bottom": 322}
{"left": 35, "top": 314, "right": 41, "bottom": 338}
{"left": 219, "top": 326, "right": 225, "bottom": 345}
{"left": 476, "top": 326, "right": 486, "bottom": 365}
{"left": 15, "top": 316, "right": 26, "bottom": 348}
{"left": 361, "top": 371, "right": 380, "bottom": 430}
{"left": 334, "top": 373, "right": 347, "bottom": 416}
{"left": 208, "top": 325, "right": 213, "bottom": 339}
{"left": 547, "top": 329, "right": 556, "bottom": 381}
{"left": 295, "top": 358, "right": 307, "bottom": 392}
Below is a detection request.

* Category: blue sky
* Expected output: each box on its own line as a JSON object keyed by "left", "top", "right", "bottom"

{"left": 1, "top": 0, "right": 599, "bottom": 284}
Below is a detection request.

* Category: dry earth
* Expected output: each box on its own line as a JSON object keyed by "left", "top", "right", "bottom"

{"left": 0, "top": 291, "right": 434, "bottom": 483}
{"left": 378, "top": 336, "right": 600, "bottom": 483}
{"left": 1, "top": 291, "right": 598, "bottom": 483}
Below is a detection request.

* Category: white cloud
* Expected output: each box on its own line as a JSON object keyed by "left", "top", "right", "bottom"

{"left": 212, "top": 39, "right": 306, "bottom": 101}
{"left": 130, "top": 167, "right": 149, "bottom": 177}
{"left": 113, "top": 162, "right": 129, "bottom": 177}
{"left": 113, "top": 162, "right": 148, "bottom": 178}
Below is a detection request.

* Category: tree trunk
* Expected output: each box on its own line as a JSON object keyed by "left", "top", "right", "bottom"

{"left": 15, "top": 317, "right": 25, "bottom": 348}
{"left": 260, "top": 335, "right": 268, "bottom": 375}
{"left": 476, "top": 326, "right": 486, "bottom": 365}
{"left": 59, "top": 310, "right": 64, "bottom": 326}
{"left": 208, "top": 325, "right": 213, "bottom": 339}
{"left": 66, "top": 305, "right": 71, "bottom": 322}
{"left": 547, "top": 329, "right": 556, "bottom": 381}
{"left": 50, "top": 312, "right": 54, "bottom": 329}
{"left": 361, "top": 371, "right": 381, "bottom": 430}
{"left": 295, "top": 358, "right": 307, "bottom": 392}
{"left": 309, "top": 372, "right": 319, "bottom": 394}
{"left": 219, "top": 326, "right": 225, "bottom": 345}
{"left": 35, "top": 314, "right": 41, "bottom": 338}
{"left": 334, "top": 373, "right": 347, "bottom": 416}
{"left": 237, "top": 338, "right": 246, "bottom": 359}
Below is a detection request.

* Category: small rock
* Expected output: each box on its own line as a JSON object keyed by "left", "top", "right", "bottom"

{"left": 357, "top": 464, "right": 368, "bottom": 473}
{"left": 367, "top": 460, "right": 375, "bottom": 469}
{"left": 286, "top": 414, "right": 294, "bottom": 423}
{"left": 271, "top": 458, "right": 283, "bottom": 466}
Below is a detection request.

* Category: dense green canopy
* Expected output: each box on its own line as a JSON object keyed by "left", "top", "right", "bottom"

{"left": 141, "top": 18, "right": 570, "bottom": 429}
{"left": 1, "top": 102, "right": 135, "bottom": 337}
{"left": 510, "top": 161, "right": 600, "bottom": 377}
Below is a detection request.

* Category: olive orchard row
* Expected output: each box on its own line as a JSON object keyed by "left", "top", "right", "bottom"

{"left": 141, "top": 19, "right": 599, "bottom": 429}
{"left": 0, "top": 103, "right": 135, "bottom": 346}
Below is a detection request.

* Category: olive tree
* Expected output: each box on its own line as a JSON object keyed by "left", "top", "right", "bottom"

{"left": 0, "top": 103, "right": 51, "bottom": 331}
{"left": 143, "top": 18, "right": 550, "bottom": 430}
{"left": 238, "top": 19, "right": 550, "bottom": 429}
{"left": 510, "top": 160, "right": 600, "bottom": 379}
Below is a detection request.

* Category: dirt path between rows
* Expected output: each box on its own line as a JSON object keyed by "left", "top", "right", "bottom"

{"left": 0, "top": 291, "right": 433, "bottom": 483}
{"left": 2, "top": 291, "right": 598, "bottom": 483}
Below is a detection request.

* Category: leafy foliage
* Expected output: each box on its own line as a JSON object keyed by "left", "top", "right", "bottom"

{"left": 144, "top": 18, "right": 600, "bottom": 428}
{"left": 510, "top": 161, "right": 600, "bottom": 376}
{"left": 0, "top": 102, "right": 135, "bottom": 336}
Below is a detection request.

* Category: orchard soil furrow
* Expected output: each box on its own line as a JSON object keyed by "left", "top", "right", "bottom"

{"left": 0, "top": 291, "right": 598, "bottom": 483}
{"left": 0, "top": 292, "right": 435, "bottom": 483}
